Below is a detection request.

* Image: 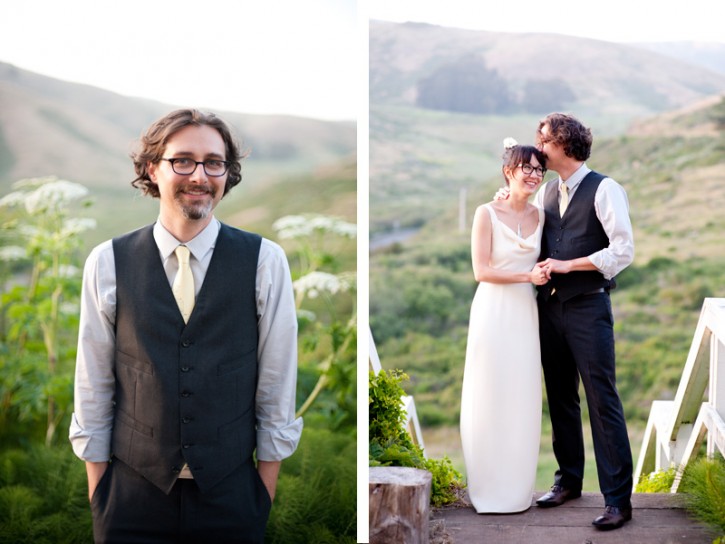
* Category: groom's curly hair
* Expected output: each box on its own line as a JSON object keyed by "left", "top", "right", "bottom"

{"left": 538, "top": 113, "right": 592, "bottom": 162}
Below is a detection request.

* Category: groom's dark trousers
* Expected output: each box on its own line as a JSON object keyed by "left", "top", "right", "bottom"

{"left": 537, "top": 292, "right": 633, "bottom": 507}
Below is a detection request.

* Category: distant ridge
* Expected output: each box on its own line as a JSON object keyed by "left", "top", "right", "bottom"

{"left": 0, "top": 61, "right": 355, "bottom": 190}
{"left": 0, "top": 61, "right": 356, "bottom": 248}
{"left": 370, "top": 20, "right": 725, "bottom": 121}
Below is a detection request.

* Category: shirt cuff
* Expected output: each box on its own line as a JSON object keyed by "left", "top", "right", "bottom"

{"left": 256, "top": 417, "right": 304, "bottom": 461}
{"left": 68, "top": 412, "right": 112, "bottom": 462}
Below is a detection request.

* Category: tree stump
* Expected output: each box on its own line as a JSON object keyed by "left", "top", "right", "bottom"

{"left": 369, "top": 466, "right": 432, "bottom": 544}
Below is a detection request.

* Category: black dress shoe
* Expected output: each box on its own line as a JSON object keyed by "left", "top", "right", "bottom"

{"left": 592, "top": 505, "right": 632, "bottom": 530}
{"left": 535, "top": 484, "right": 582, "bottom": 507}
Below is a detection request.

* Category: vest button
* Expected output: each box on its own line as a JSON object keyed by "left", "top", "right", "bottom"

{"left": 181, "top": 391, "right": 192, "bottom": 398}
{"left": 183, "top": 443, "right": 193, "bottom": 449}
{"left": 181, "top": 366, "right": 190, "bottom": 372}
{"left": 181, "top": 340, "right": 192, "bottom": 348}
{"left": 182, "top": 417, "right": 193, "bottom": 424}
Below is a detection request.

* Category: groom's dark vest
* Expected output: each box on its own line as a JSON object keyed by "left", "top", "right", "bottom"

{"left": 538, "top": 171, "right": 612, "bottom": 302}
{"left": 111, "top": 223, "right": 262, "bottom": 494}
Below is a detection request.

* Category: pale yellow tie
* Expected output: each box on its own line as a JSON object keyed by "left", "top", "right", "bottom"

{"left": 559, "top": 182, "right": 569, "bottom": 217}
{"left": 172, "top": 245, "right": 195, "bottom": 323}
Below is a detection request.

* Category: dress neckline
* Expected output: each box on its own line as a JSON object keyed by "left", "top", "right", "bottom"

{"left": 486, "top": 204, "right": 541, "bottom": 241}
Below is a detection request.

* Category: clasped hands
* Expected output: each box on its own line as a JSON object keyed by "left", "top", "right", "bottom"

{"left": 531, "top": 258, "right": 570, "bottom": 285}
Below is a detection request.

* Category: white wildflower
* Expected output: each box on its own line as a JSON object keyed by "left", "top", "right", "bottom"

{"left": 273, "top": 214, "right": 356, "bottom": 240}
{"left": 58, "top": 264, "right": 80, "bottom": 278}
{"left": 293, "top": 271, "right": 351, "bottom": 299}
{"left": 60, "top": 301, "right": 80, "bottom": 315}
{"left": 0, "top": 191, "right": 27, "bottom": 208}
{"left": 0, "top": 246, "right": 26, "bottom": 261}
{"left": 23, "top": 179, "right": 89, "bottom": 214}
{"left": 62, "top": 217, "right": 97, "bottom": 236}
{"left": 503, "top": 137, "right": 518, "bottom": 149}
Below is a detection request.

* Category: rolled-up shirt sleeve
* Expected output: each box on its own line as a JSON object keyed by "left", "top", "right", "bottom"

{"left": 255, "top": 239, "right": 303, "bottom": 461}
{"left": 589, "top": 178, "right": 635, "bottom": 280}
{"left": 68, "top": 241, "right": 117, "bottom": 462}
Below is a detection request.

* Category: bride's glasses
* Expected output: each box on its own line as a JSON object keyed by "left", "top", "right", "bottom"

{"left": 518, "top": 163, "right": 546, "bottom": 177}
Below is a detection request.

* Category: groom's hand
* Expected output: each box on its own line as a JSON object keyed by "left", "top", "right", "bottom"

{"left": 493, "top": 186, "right": 510, "bottom": 201}
{"left": 539, "top": 258, "right": 570, "bottom": 275}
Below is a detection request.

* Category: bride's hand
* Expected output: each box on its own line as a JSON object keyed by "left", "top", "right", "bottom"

{"left": 530, "top": 263, "right": 549, "bottom": 285}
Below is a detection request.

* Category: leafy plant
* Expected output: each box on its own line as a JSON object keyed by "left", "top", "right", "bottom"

{"left": 369, "top": 369, "right": 465, "bottom": 507}
{"left": 635, "top": 467, "right": 675, "bottom": 492}
{"left": 273, "top": 214, "right": 357, "bottom": 431}
{"left": 0, "top": 177, "right": 95, "bottom": 446}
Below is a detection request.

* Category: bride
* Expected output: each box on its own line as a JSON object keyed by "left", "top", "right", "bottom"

{"left": 460, "top": 139, "right": 548, "bottom": 513}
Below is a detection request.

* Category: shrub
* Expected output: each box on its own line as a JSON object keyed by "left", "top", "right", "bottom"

{"left": 369, "top": 369, "right": 465, "bottom": 506}
{"left": 634, "top": 467, "right": 675, "bottom": 492}
{"left": 680, "top": 456, "right": 725, "bottom": 538}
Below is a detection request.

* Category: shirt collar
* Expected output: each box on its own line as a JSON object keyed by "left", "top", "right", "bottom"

{"left": 559, "top": 163, "right": 591, "bottom": 192}
{"left": 153, "top": 217, "right": 220, "bottom": 261}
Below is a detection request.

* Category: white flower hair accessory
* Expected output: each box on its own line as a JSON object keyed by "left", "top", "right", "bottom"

{"left": 503, "top": 137, "right": 518, "bottom": 149}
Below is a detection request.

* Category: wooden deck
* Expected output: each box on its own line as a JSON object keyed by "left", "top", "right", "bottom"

{"left": 430, "top": 492, "right": 719, "bottom": 544}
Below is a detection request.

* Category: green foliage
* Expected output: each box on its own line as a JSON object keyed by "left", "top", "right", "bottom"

{"left": 680, "top": 455, "right": 725, "bottom": 537}
{"left": 0, "top": 445, "right": 92, "bottom": 544}
{"left": 369, "top": 369, "right": 465, "bottom": 506}
{"left": 266, "top": 424, "right": 356, "bottom": 544}
{"left": 0, "top": 177, "right": 94, "bottom": 446}
{"left": 272, "top": 214, "right": 357, "bottom": 433}
{"left": 635, "top": 468, "right": 676, "bottom": 493}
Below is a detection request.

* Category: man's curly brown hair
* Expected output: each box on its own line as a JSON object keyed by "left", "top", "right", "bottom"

{"left": 537, "top": 113, "right": 592, "bottom": 162}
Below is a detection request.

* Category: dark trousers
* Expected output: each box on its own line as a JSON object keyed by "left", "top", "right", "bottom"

{"left": 91, "top": 457, "right": 271, "bottom": 544}
{"left": 538, "top": 291, "right": 633, "bottom": 508}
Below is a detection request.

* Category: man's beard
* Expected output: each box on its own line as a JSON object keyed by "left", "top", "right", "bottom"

{"left": 175, "top": 185, "right": 216, "bottom": 220}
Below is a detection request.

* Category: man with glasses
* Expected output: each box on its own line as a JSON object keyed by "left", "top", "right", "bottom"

{"left": 70, "top": 109, "right": 302, "bottom": 542}
{"left": 533, "top": 113, "right": 634, "bottom": 530}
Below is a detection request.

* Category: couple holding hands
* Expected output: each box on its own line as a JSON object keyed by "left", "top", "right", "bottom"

{"left": 460, "top": 112, "right": 635, "bottom": 531}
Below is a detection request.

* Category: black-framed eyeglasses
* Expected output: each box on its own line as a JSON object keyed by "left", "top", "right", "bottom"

{"left": 161, "top": 157, "right": 230, "bottom": 177}
{"left": 518, "top": 163, "right": 546, "bottom": 177}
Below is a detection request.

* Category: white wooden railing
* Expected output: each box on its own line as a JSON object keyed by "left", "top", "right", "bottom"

{"left": 368, "top": 327, "right": 426, "bottom": 452}
{"left": 634, "top": 297, "right": 725, "bottom": 491}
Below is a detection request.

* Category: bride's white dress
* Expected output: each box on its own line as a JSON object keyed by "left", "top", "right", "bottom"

{"left": 460, "top": 204, "right": 543, "bottom": 513}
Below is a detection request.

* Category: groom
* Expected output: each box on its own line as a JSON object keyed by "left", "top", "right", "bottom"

{"left": 532, "top": 113, "right": 635, "bottom": 530}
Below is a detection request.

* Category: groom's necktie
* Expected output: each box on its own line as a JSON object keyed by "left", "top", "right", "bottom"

{"left": 559, "top": 182, "right": 570, "bottom": 217}
{"left": 172, "top": 245, "right": 195, "bottom": 323}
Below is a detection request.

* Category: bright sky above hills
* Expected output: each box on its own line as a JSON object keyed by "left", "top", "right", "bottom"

{"left": 0, "top": 0, "right": 357, "bottom": 121}
{"left": 368, "top": 0, "right": 725, "bottom": 44}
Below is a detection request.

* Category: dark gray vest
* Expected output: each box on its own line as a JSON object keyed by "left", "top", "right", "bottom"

{"left": 538, "top": 171, "right": 612, "bottom": 302}
{"left": 111, "top": 223, "right": 262, "bottom": 494}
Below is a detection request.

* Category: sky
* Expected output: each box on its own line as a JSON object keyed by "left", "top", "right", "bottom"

{"left": 0, "top": 0, "right": 358, "bottom": 121}
{"left": 368, "top": 0, "right": 725, "bottom": 44}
